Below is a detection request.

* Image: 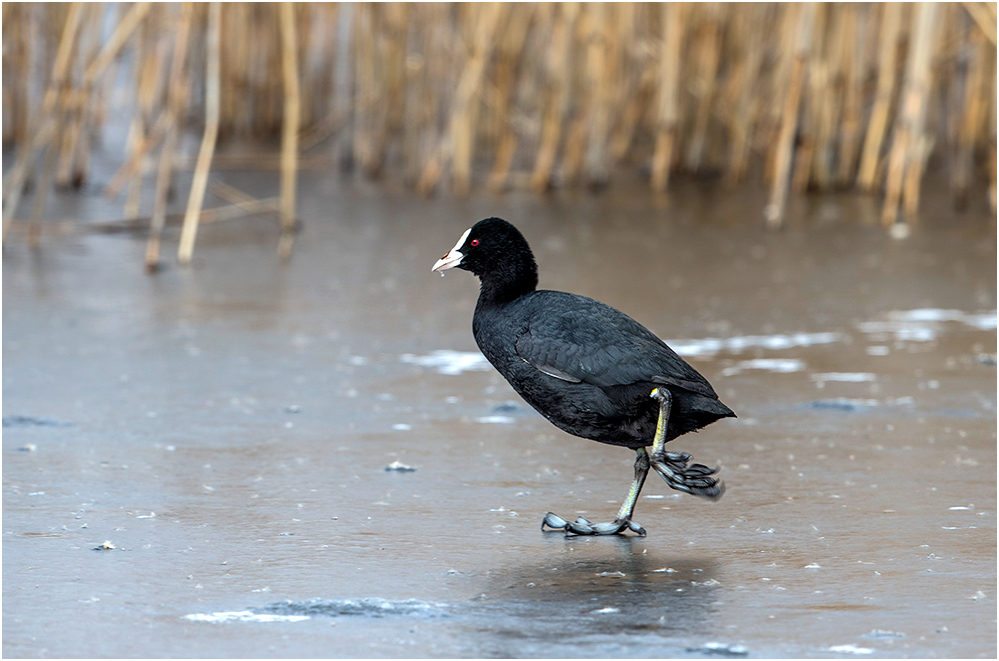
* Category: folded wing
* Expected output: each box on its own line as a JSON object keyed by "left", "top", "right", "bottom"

{"left": 513, "top": 300, "right": 718, "bottom": 399}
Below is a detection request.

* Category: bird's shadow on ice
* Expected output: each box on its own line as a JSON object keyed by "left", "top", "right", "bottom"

{"left": 472, "top": 538, "right": 721, "bottom": 639}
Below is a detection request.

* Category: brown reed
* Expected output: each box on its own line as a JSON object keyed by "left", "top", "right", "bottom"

{"left": 2, "top": 2, "right": 995, "bottom": 263}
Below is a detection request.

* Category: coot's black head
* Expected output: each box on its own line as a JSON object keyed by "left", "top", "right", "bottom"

{"left": 432, "top": 218, "right": 538, "bottom": 302}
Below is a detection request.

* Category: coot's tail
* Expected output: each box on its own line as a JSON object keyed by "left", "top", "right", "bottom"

{"left": 668, "top": 391, "right": 736, "bottom": 441}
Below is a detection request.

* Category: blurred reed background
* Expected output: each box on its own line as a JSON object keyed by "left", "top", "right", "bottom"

{"left": 2, "top": 2, "right": 996, "bottom": 264}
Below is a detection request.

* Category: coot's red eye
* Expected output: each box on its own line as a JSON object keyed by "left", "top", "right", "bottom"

{"left": 470, "top": 239, "right": 479, "bottom": 246}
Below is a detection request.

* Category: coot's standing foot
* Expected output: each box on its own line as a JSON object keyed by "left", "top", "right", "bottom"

{"left": 541, "top": 447, "right": 650, "bottom": 537}
{"left": 649, "top": 388, "right": 725, "bottom": 500}
{"left": 541, "top": 512, "right": 646, "bottom": 536}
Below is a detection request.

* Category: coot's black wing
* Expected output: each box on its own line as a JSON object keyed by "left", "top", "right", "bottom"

{"left": 513, "top": 293, "right": 718, "bottom": 398}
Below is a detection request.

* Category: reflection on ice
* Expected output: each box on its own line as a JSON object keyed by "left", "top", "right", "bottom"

{"left": 185, "top": 598, "right": 449, "bottom": 624}
{"left": 828, "top": 643, "right": 874, "bottom": 654}
{"left": 722, "top": 358, "right": 806, "bottom": 375}
{"left": 810, "top": 372, "right": 876, "bottom": 382}
{"left": 858, "top": 308, "right": 998, "bottom": 342}
{"left": 401, "top": 350, "right": 491, "bottom": 375}
{"left": 887, "top": 308, "right": 997, "bottom": 328}
{"left": 184, "top": 611, "right": 309, "bottom": 623}
{"left": 668, "top": 332, "right": 843, "bottom": 357}
{"left": 687, "top": 642, "right": 750, "bottom": 656}
{"left": 257, "top": 597, "right": 448, "bottom": 618}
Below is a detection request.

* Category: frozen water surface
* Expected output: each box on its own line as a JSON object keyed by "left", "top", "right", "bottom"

{"left": 3, "top": 175, "right": 995, "bottom": 658}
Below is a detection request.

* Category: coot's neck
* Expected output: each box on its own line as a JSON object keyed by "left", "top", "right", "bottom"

{"left": 475, "top": 256, "right": 538, "bottom": 307}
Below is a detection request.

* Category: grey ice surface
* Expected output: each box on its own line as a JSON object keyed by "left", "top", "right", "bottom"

{"left": 3, "top": 168, "right": 996, "bottom": 658}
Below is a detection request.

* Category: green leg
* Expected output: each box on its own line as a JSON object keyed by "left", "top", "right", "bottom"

{"left": 542, "top": 448, "right": 649, "bottom": 536}
{"left": 649, "top": 387, "right": 725, "bottom": 500}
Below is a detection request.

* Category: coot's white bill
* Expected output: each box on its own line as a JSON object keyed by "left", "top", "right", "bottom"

{"left": 432, "top": 228, "right": 471, "bottom": 272}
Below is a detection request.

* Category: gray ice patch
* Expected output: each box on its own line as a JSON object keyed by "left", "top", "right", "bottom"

{"left": 3, "top": 415, "right": 72, "bottom": 428}
{"left": 257, "top": 597, "right": 448, "bottom": 619}
{"left": 686, "top": 642, "right": 750, "bottom": 656}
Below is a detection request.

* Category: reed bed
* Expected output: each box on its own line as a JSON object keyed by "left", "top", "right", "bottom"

{"left": 2, "top": 3, "right": 996, "bottom": 260}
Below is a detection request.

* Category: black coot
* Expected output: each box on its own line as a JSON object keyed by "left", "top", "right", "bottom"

{"left": 433, "top": 218, "right": 735, "bottom": 536}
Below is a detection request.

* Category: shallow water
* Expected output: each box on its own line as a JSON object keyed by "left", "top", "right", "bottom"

{"left": 3, "top": 172, "right": 996, "bottom": 658}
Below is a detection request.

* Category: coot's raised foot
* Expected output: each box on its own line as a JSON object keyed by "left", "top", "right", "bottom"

{"left": 649, "top": 451, "right": 725, "bottom": 500}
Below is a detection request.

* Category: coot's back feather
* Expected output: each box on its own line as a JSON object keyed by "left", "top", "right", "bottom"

{"left": 511, "top": 290, "right": 718, "bottom": 398}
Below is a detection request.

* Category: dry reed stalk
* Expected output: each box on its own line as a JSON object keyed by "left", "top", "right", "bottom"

{"left": 611, "top": 6, "right": 654, "bottom": 164}
{"left": 488, "top": 4, "right": 536, "bottom": 192}
{"left": 857, "top": 3, "right": 902, "bottom": 190}
{"left": 402, "top": 12, "right": 426, "bottom": 185}
{"left": 989, "top": 52, "right": 997, "bottom": 214}
{"left": 355, "top": 3, "right": 396, "bottom": 178}
{"left": 453, "top": 3, "right": 508, "bottom": 196}
{"left": 791, "top": 4, "right": 825, "bottom": 194}
{"left": 81, "top": 3, "right": 151, "bottom": 90}
{"left": 765, "top": 2, "right": 813, "bottom": 229}
{"left": 942, "top": 5, "right": 964, "bottom": 154}
{"left": 55, "top": 5, "right": 104, "bottom": 188}
{"left": 882, "top": 2, "right": 940, "bottom": 226}
{"left": 561, "top": 115, "right": 589, "bottom": 187}
{"left": 762, "top": 4, "right": 802, "bottom": 187}
{"left": 146, "top": 2, "right": 192, "bottom": 272}
{"left": 28, "top": 121, "right": 65, "bottom": 249}
{"left": 606, "top": 2, "right": 640, "bottom": 162}
{"left": 105, "top": 112, "right": 169, "bottom": 199}
{"left": 418, "top": 2, "right": 506, "bottom": 196}
{"left": 278, "top": 2, "right": 301, "bottom": 259}
{"left": 55, "top": 76, "right": 82, "bottom": 186}
{"left": 5, "top": 2, "right": 148, "bottom": 244}
{"left": 299, "top": 111, "right": 346, "bottom": 151}
{"left": 352, "top": 3, "right": 380, "bottom": 177}
{"left": 181, "top": 154, "right": 335, "bottom": 170}
{"left": 650, "top": 2, "right": 684, "bottom": 191}
{"left": 330, "top": 2, "right": 355, "bottom": 168}
{"left": 383, "top": 3, "right": 408, "bottom": 146}
{"left": 488, "top": 131, "right": 519, "bottom": 193}
{"left": 609, "top": 89, "right": 648, "bottom": 163}
{"left": 686, "top": 3, "right": 722, "bottom": 173}
{"left": 177, "top": 1, "right": 221, "bottom": 265}
{"left": 127, "top": 12, "right": 172, "bottom": 220}
{"left": 296, "top": 4, "right": 341, "bottom": 149}
{"left": 85, "top": 198, "right": 281, "bottom": 235}
{"left": 27, "top": 3, "right": 86, "bottom": 248}
{"left": 583, "top": 2, "right": 612, "bottom": 189}
{"left": 560, "top": 6, "right": 591, "bottom": 187}
{"left": 810, "top": 4, "right": 843, "bottom": 190}
{"left": 835, "top": 3, "right": 865, "bottom": 187}
{"left": 199, "top": 198, "right": 280, "bottom": 224}
{"left": 210, "top": 180, "right": 262, "bottom": 208}
{"left": 962, "top": 2, "right": 997, "bottom": 44}
{"left": 903, "top": 134, "right": 934, "bottom": 217}
{"left": 952, "top": 23, "right": 989, "bottom": 207}
{"left": 4, "top": 219, "right": 77, "bottom": 237}
{"left": 530, "top": 3, "right": 579, "bottom": 192}
{"left": 3, "top": 4, "right": 31, "bottom": 146}
{"left": 726, "top": 4, "right": 765, "bottom": 185}
{"left": 122, "top": 20, "right": 149, "bottom": 221}
{"left": 3, "top": 2, "right": 84, "bottom": 244}
{"left": 560, "top": 7, "right": 593, "bottom": 189}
